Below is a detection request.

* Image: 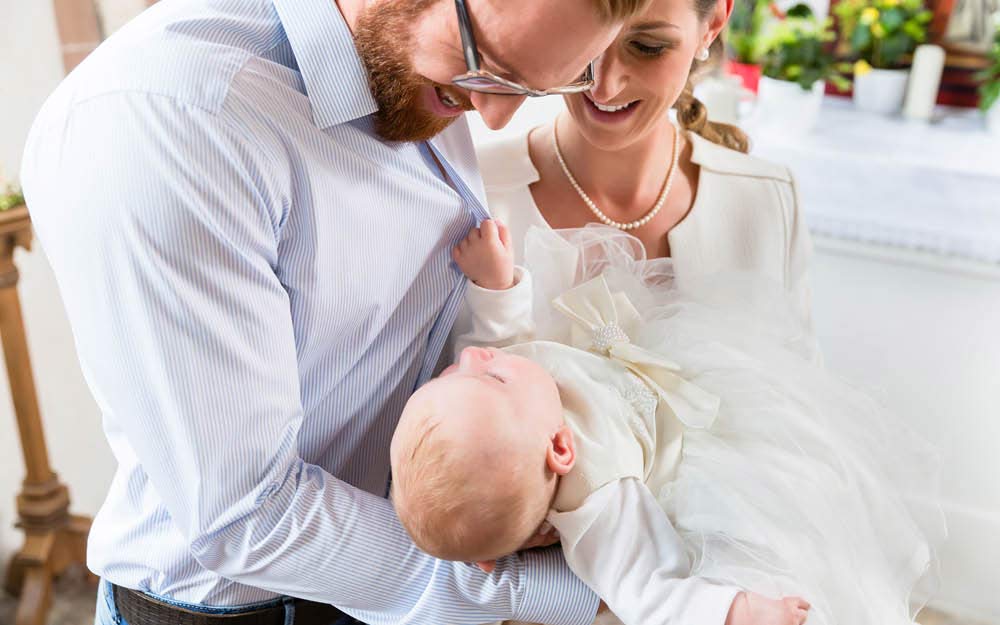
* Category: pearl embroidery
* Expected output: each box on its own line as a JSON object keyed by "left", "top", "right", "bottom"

{"left": 623, "top": 378, "right": 658, "bottom": 419}
{"left": 591, "top": 323, "right": 630, "bottom": 353}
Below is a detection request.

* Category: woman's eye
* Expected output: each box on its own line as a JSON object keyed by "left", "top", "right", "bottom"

{"left": 632, "top": 41, "right": 669, "bottom": 57}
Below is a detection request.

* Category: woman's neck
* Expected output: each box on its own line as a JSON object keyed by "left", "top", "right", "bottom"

{"left": 556, "top": 113, "right": 679, "bottom": 220}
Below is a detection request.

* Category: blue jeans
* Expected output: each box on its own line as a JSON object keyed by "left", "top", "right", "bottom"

{"left": 94, "top": 578, "right": 366, "bottom": 625}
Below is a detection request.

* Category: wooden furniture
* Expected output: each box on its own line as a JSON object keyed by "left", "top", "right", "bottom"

{"left": 1, "top": 205, "right": 91, "bottom": 625}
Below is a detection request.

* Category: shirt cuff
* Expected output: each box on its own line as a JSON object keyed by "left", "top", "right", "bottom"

{"left": 515, "top": 546, "right": 599, "bottom": 625}
{"left": 687, "top": 583, "right": 743, "bottom": 625}
{"left": 464, "top": 266, "right": 531, "bottom": 312}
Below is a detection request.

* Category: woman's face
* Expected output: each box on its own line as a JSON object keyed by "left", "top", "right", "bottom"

{"left": 563, "top": 0, "right": 719, "bottom": 152}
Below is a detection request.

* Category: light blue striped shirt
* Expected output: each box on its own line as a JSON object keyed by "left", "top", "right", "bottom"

{"left": 20, "top": 1, "right": 597, "bottom": 623}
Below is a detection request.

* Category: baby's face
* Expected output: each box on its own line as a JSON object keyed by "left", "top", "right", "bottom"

{"left": 436, "top": 346, "right": 563, "bottom": 433}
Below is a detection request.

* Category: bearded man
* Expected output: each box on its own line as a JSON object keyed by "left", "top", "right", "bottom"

{"left": 20, "top": 0, "right": 645, "bottom": 624}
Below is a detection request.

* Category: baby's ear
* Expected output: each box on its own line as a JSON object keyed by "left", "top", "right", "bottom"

{"left": 546, "top": 425, "right": 576, "bottom": 475}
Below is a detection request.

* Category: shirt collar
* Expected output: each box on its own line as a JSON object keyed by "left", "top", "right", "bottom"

{"left": 272, "top": 0, "right": 377, "bottom": 129}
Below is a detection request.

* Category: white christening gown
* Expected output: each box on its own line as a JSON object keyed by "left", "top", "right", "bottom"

{"left": 457, "top": 226, "right": 945, "bottom": 625}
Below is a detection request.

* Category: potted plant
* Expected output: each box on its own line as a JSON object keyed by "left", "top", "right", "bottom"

{"left": 977, "top": 22, "right": 1000, "bottom": 134}
{"left": 755, "top": 4, "right": 852, "bottom": 134}
{"left": 726, "top": 0, "right": 772, "bottom": 92}
{"left": 834, "top": 0, "right": 934, "bottom": 114}
{"left": 1, "top": 183, "right": 25, "bottom": 212}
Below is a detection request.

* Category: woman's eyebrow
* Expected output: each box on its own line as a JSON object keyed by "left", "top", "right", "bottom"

{"left": 630, "top": 20, "right": 681, "bottom": 32}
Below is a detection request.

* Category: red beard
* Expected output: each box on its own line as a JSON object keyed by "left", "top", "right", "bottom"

{"left": 354, "top": 0, "right": 472, "bottom": 143}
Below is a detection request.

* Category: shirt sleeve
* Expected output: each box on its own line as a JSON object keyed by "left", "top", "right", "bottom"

{"left": 452, "top": 266, "right": 536, "bottom": 357}
{"left": 21, "top": 92, "right": 597, "bottom": 625}
{"left": 547, "top": 479, "right": 742, "bottom": 625}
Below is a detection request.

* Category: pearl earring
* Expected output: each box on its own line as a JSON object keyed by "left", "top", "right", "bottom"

{"left": 696, "top": 47, "right": 710, "bottom": 61}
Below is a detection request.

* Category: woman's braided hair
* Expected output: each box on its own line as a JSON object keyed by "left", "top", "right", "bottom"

{"left": 674, "top": 34, "right": 750, "bottom": 153}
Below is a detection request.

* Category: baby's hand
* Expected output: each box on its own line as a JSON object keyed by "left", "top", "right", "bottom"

{"left": 452, "top": 219, "right": 514, "bottom": 290}
{"left": 725, "top": 591, "right": 810, "bottom": 625}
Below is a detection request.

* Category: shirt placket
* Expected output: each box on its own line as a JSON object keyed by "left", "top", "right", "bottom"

{"left": 413, "top": 140, "right": 491, "bottom": 387}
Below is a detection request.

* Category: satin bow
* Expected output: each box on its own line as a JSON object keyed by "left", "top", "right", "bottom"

{"left": 552, "top": 276, "right": 720, "bottom": 429}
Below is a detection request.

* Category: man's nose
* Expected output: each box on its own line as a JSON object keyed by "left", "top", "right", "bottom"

{"left": 589, "top": 52, "right": 627, "bottom": 105}
{"left": 470, "top": 93, "right": 527, "bottom": 130}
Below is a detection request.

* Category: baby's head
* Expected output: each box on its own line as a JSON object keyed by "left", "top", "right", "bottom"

{"left": 390, "top": 346, "right": 575, "bottom": 567}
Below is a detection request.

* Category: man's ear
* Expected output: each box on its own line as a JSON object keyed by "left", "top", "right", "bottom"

{"left": 546, "top": 425, "right": 575, "bottom": 475}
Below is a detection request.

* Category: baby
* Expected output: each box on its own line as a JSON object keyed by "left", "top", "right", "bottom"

{"left": 389, "top": 221, "right": 810, "bottom": 625}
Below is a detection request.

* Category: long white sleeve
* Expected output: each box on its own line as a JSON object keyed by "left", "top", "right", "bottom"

{"left": 548, "top": 479, "right": 742, "bottom": 625}
{"left": 453, "top": 266, "right": 536, "bottom": 356}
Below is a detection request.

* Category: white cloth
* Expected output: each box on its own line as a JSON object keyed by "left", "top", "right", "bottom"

{"left": 459, "top": 226, "right": 944, "bottom": 625}
{"left": 461, "top": 270, "right": 742, "bottom": 625}
{"left": 472, "top": 127, "right": 815, "bottom": 328}
{"left": 751, "top": 99, "right": 1000, "bottom": 264}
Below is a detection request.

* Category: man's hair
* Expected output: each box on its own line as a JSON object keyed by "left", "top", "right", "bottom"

{"left": 591, "top": 0, "right": 652, "bottom": 21}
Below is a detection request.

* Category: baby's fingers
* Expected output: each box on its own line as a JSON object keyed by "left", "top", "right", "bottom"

{"left": 479, "top": 219, "right": 499, "bottom": 243}
{"left": 496, "top": 220, "right": 512, "bottom": 250}
{"left": 453, "top": 236, "right": 471, "bottom": 258}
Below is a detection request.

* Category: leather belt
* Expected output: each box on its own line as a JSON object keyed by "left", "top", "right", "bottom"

{"left": 112, "top": 584, "right": 347, "bottom": 625}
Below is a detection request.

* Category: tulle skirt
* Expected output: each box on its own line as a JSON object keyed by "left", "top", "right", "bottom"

{"left": 522, "top": 225, "right": 946, "bottom": 625}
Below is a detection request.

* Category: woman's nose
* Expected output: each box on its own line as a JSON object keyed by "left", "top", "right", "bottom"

{"left": 470, "top": 93, "right": 527, "bottom": 130}
{"left": 589, "top": 52, "right": 627, "bottom": 104}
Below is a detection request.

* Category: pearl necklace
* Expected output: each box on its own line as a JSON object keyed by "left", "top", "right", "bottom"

{"left": 552, "top": 119, "right": 680, "bottom": 231}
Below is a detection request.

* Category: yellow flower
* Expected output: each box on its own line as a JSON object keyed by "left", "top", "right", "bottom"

{"left": 854, "top": 59, "right": 873, "bottom": 75}
{"left": 883, "top": 0, "right": 900, "bottom": 6}
{"left": 860, "top": 7, "right": 880, "bottom": 24}
{"left": 872, "top": 22, "right": 887, "bottom": 37}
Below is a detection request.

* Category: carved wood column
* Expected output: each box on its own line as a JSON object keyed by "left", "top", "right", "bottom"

{"left": 1, "top": 205, "right": 91, "bottom": 625}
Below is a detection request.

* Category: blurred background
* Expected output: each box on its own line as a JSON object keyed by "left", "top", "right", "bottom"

{"left": 0, "top": 0, "right": 997, "bottom": 624}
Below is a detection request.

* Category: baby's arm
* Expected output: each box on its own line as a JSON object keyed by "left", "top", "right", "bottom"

{"left": 549, "top": 480, "right": 811, "bottom": 625}
{"left": 548, "top": 478, "right": 742, "bottom": 625}
{"left": 452, "top": 220, "right": 536, "bottom": 353}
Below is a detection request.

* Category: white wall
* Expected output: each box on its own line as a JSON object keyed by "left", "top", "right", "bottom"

{"left": 96, "top": 0, "right": 149, "bottom": 35}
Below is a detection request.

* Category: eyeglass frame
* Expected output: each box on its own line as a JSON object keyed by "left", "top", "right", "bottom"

{"left": 451, "top": 0, "right": 596, "bottom": 97}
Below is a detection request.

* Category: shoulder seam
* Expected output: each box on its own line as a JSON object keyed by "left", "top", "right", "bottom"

{"left": 70, "top": 53, "right": 252, "bottom": 115}
{"left": 698, "top": 162, "right": 793, "bottom": 183}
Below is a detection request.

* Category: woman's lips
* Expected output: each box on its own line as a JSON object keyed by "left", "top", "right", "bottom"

{"left": 582, "top": 94, "right": 641, "bottom": 124}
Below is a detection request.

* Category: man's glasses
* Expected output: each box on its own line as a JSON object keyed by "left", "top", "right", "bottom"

{"left": 450, "top": 0, "right": 595, "bottom": 97}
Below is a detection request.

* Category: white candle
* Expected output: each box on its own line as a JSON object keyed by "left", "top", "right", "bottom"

{"left": 903, "top": 44, "right": 946, "bottom": 121}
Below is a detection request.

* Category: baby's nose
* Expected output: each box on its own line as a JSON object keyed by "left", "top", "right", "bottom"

{"left": 459, "top": 346, "right": 494, "bottom": 369}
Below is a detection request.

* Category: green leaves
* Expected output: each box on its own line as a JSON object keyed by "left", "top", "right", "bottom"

{"left": 851, "top": 25, "right": 873, "bottom": 51}
{"left": 835, "top": 0, "right": 932, "bottom": 68}
{"left": 0, "top": 186, "right": 24, "bottom": 212}
{"left": 760, "top": 11, "right": 849, "bottom": 91}
{"left": 976, "top": 26, "right": 1000, "bottom": 112}
{"left": 880, "top": 8, "right": 905, "bottom": 31}
{"left": 726, "top": 0, "right": 774, "bottom": 63}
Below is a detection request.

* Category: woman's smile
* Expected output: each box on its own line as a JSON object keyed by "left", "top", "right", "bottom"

{"left": 582, "top": 92, "right": 642, "bottom": 124}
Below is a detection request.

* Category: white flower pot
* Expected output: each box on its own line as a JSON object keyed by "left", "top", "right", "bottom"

{"left": 754, "top": 76, "right": 826, "bottom": 135}
{"left": 987, "top": 102, "right": 1000, "bottom": 136}
{"left": 853, "top": 68, "right": 910, "bottom": 115}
